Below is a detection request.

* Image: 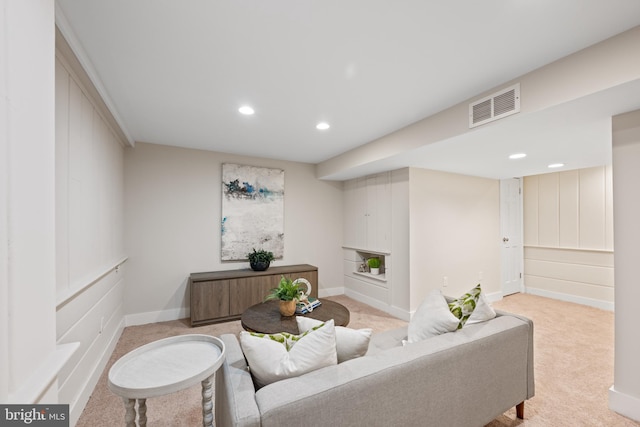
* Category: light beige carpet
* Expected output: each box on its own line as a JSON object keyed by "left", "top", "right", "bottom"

{"left": 77, "top": 293, "right": 639, "bottom": 426}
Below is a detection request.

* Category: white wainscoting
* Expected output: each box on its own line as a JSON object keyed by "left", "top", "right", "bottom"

{"left": 524, "top": 246, "right": 614, "bottom": 310}
{"left": 523, "top": 166, "right": 615, "bottom": 310}
{"left": 56, "top": 263, "right": 125, "bottom": 426}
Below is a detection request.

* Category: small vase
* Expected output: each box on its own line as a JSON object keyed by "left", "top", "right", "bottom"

{"left": 370, "top": 267, "right": 380, "bottom": 275}
{"left": 279, "top": 300, "right": 296, "bottom": 317}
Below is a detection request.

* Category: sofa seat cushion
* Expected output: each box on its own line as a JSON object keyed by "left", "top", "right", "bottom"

{"left": 296, "top": 316, "right": 373, "bottom": 363}
{"left": 239, "top": 319, "right": 337, "bottom": 388}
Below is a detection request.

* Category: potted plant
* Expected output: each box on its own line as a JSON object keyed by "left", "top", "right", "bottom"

{"left": 367, "top": 257, "right": 381, "bottom": 275}
{"left": 264, "top": 276, "right": 301, "bottom": 316}
{"left": 247, "top": 248, "right": 275, "bottom": 271}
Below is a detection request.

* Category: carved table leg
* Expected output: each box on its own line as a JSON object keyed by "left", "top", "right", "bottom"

{"left": 123, "top": 398, "right": 136, "bottom": 427}
{"left": 202, "top": 374, "right": 214, "bottom": 427}
{"left": 138, "top": 398, "right": 147, "bottom": 426}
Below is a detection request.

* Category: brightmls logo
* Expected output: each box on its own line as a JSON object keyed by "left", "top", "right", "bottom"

{"left": 1, "top": 405, "right": 68, "bottom": 426}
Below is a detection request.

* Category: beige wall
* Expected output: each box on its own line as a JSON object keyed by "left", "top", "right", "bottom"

{"left": 341, "top": 167, "right": 499, "bottom": 318}
{"left": 390, "top": 168, "right": 411, "bottom": 314}
{"left": 124, "top": 142, "right": 344, "bottom": 323}
{"left": 409, "top": 168, "right": 500, "bottom": 310}
{"left": 610, "top": 109, "right": 640, "bottom": 421}
{"left": 523, "top": 166, "right": 614, "bottom": 309}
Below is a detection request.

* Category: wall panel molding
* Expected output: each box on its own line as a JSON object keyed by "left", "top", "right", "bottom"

{"left": 55, "top": 37, "right": 126, "bottom": 424}
{"left": 524, "top": 165, "right": 613, "bottom": 251}
{"left": 523, "top": 166, "right": 614, "bottom": 309}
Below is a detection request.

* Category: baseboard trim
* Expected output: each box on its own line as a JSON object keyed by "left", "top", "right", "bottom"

{"left": 319, "top": 286, "right": 344, "bottom": 297}
{"left": 344, "top": 288, "right": 387, "bottom": 312}
{"left": 120, "top": 289, "right": 512, "bottom": 327}
{"left": 69, "top": 317, "right": 124, "bottom": 426}
{"left": 485, "top": 291, "right": 503, "bottom": 303}
{"left": 525, "top": 287, "right": 614, "bottom": 311}
{"left": 124, "top": 288, "right": 347, "bottom": 326}
{"left": 609, "top": 386, "right": 640, "bottom": 422}
{"left": 125, "top": 307, "right": 189, "bottom": 327}
{"left": 343, "top": 288, "right": 410, "bottom": 321}
{"left": 386, "top": 305, "right": 410, "bottom": 322}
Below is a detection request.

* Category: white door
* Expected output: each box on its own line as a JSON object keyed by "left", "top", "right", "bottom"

{"left": 500, "top": 178, "right": 523, "bottom": 296}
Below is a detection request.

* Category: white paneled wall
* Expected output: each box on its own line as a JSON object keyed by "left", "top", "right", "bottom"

{"left": 524, "top": 247, "right": 614, "bottom": 303}
{"left": 55, "top": 36, "right": 126, "bottom": 425}
{"left": 2, "top": 0, "right": 59, "bottom": 405}
{"left": 523, "top": 165, "right": 614, "bottom": 310}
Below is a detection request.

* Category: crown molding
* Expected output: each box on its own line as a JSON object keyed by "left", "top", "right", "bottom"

{"left": 55, "top": 3, "right": 135, "bottom": 147}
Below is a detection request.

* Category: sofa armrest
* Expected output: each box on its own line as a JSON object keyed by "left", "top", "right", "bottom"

{"left": 495, "top": 309, "right": 535, "bottom": 398}
{"left": 215, "top": 334, "right": 261, "bottom": 427}
{"left": 444, "top": 295, "right": 534, "bottom": 399}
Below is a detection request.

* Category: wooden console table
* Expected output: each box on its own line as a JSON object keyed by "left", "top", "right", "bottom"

{"left": 189, "top": 264, "right": 318, "bottom": 326}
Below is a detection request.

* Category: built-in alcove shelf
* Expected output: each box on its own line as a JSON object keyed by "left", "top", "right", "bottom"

{"left": 342, "top": 246, "right": 390, "bottom": 256}
{"left": 353, "top": 271, "right": 387, "bottom": 282}
{"left": 352, "top": 249, "right": 388, "bottom": 282}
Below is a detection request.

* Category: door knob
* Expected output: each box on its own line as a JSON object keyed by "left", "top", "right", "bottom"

{"left": 502, "top": 237, "right": 509, "bottom": 243}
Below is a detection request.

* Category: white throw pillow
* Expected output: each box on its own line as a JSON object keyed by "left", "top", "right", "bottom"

{"left": 465, "top": 291, "right": 496, "bottom": 325}
{"left": 239, "top": 319, "right": 337, "bottom": 388}
{"left": 296, "top": 317, "right": 373, "bottom": 363}
{"left": 407, "top": 290, "right": 460, "bottom": 343}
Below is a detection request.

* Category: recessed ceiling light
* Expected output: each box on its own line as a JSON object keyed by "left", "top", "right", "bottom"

{"left": 509, "top": 153, "right": 527, "bottom": 160}
{"left": 238, "top": 106, "right": 254, "bottom": 115}
{"left": 316, "top": 122, "right": 330, "bottom": 130}
{"left": 548, "top": 163, "right": 565, "bottom": 169}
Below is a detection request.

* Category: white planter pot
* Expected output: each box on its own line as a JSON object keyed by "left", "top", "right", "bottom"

{"left": 370, "top": 267, "right": 380, "bottom": 275}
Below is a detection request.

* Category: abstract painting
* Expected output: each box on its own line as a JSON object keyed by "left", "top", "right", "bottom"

{"left": 221, "top": 163, "right": 284, "bottom": 261}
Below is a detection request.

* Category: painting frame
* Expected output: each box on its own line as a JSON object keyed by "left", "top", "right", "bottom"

{"left": 221, "top": 163, "right": 285, "bottom": 261}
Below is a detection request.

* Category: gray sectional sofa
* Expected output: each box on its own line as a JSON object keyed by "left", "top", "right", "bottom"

{"left": 215, "top": 309, "right": 534, "bottom": 427}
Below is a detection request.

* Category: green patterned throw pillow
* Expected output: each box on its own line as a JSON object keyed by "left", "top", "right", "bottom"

{"left": 246, "top": 322, "right": 324, "bottom": 351}
{"left": 448, "top": 284, "right": 482, "bottom": 329}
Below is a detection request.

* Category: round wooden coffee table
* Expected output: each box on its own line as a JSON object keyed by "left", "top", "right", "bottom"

{"left": 241, "top": 299, "right": 350, "bottom": 334}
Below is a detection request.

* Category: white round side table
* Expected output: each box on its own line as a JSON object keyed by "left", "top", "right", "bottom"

{"left": 108, "top": 334, "right": 225, "bottom": 427}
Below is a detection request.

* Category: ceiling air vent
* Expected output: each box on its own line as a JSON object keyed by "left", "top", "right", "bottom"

{"left": 469, "top": 83, "right": 520, "bottom": 128}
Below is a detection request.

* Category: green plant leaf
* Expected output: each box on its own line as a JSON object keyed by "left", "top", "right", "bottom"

{"left": 264, "top": 275, "right": 301, "bottom": 301}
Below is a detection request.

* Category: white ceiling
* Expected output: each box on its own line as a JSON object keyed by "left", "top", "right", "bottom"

{"left": 55, "top": 0, "right": 640, "bottom": 180}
